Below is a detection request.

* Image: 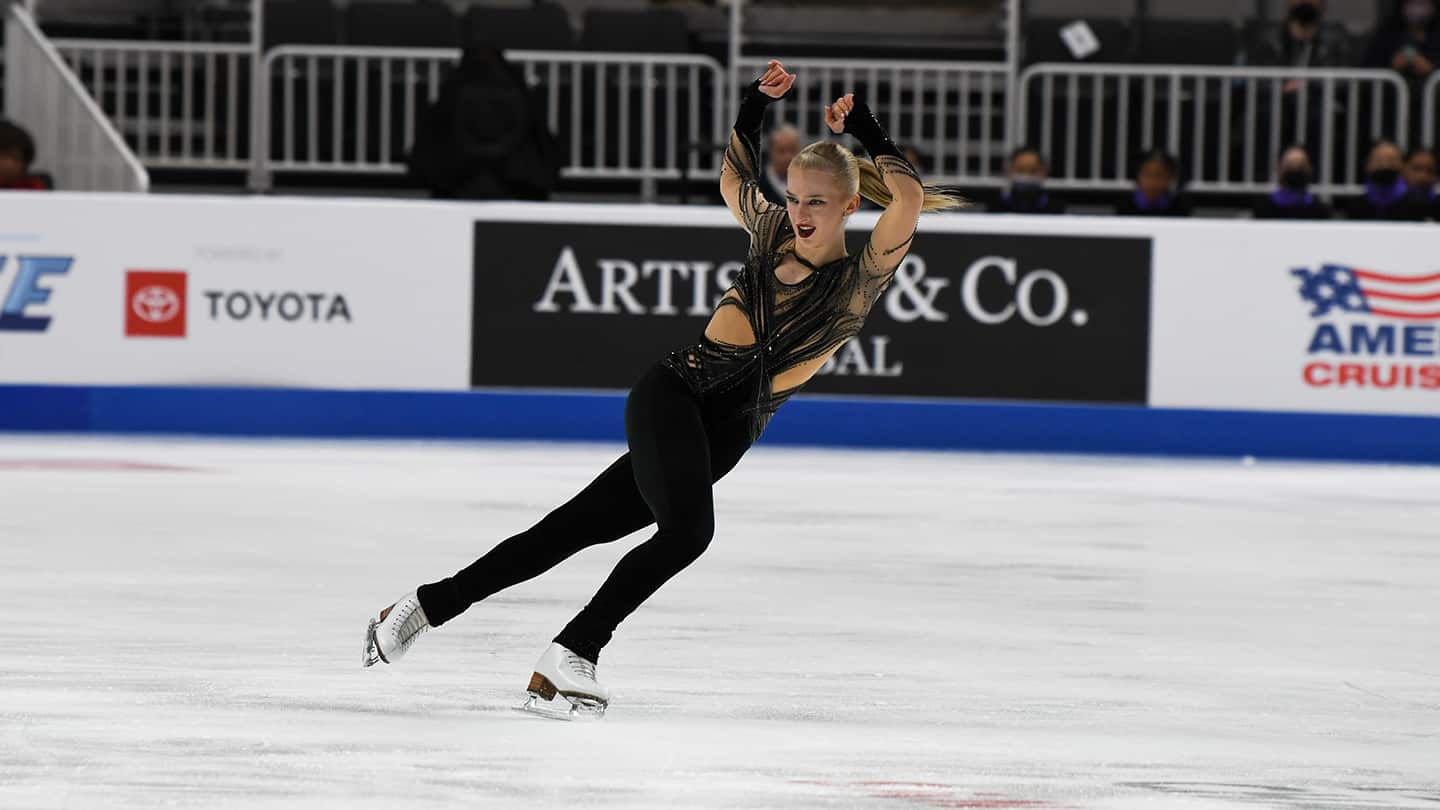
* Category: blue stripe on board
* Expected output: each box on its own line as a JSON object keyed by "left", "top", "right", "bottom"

{"left": 0, "top": 384, "right": 1435, "bottom": 464}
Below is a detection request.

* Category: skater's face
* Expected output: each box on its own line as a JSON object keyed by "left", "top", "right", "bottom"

{"left": 784, "top": 167, "right": 859, "bottom": 249}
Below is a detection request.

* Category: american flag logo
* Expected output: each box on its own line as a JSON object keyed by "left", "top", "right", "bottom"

{"left": 1292, "top": 264, "right": 1440, "bottom": 321}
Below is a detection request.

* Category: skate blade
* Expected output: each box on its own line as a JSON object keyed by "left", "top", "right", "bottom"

{"left": 362, "top": 618, "right": 381, "bottom": 668}
{"left": 515, "top": 692, "right": 607, "bottom": 721}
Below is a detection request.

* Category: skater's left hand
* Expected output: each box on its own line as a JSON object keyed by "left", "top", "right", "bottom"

{"left": 825, "top": 93, "right": 855, "bottom": 135}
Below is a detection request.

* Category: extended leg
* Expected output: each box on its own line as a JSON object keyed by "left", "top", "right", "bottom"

{"left": 417, "top": 453, "right": 654, "bottom": 627}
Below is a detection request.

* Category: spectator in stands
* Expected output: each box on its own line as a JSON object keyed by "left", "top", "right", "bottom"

{"left": 1365, "top": 0, "right": 1440, "bottom": 85}
{"left": 1365, "top": 1, "right": 1440, "bottom": 145}
{"left": 758, "top": 124, "right": 800, "bottom": 205}
{"left": 1240, "top": 0, "right": 1352, "bottom": 70}
{"left": 407, "top": 46, "right": 560, "bottom": 200}
{"left": 1403, "top": 145, "right": 1439, "bottom": 218}
{"left": 1115, "top": 149, "right": 1192, "bottom": 217}
{"left": 988, "top": 146, "right": 1065, "bottom": 215}
{"left": 1238, "top": 1, "right": 1351, "bottom": 171}
{"left": 1344, "top": 139, "right": 1429, "bottom": 220}
{"left": 1253, "top": 145, "right": 1333, "bottom": 219}
{"left": 0, "top": 121, "right": 48, "bottom": 191}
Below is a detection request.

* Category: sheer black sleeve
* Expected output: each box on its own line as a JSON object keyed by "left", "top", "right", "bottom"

{"left": 723, "top": 81, "right": 787, "bottom": 238}
{"left": 842, "top": 98, "right": 923, "bottom": 286}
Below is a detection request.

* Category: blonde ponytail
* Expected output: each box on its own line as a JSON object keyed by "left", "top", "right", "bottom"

{"left": 855, "top": 159, "right": 966, "bottom": 212}
{"left": 791, "top": 141, "right": 966, "bottom": 213}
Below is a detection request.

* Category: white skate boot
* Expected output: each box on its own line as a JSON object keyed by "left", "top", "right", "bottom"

{"left": 518, "top": 643, "right": 610, "bottom": 720}
{"left": 361, "top": 591, "right": 430, "bottom": 668}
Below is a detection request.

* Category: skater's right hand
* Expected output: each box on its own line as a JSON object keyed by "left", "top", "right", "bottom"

{"left": 756, "top": 60, "right": 795, "bottom": 99}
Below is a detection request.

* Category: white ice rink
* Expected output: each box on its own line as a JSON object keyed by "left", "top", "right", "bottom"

{"left": 1, "top": 435, "right": 1437, "bottom": 810}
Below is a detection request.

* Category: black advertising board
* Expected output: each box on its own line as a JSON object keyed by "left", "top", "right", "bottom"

{"left": 472, "top": 220, "right": 1151, "bottom": 404}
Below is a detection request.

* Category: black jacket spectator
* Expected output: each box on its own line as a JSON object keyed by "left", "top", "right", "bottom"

{"left": 1363, "top": 1, "right": 1440, "bottom": 82}
{"left": 408, "top": 46, "right": 560, "bottom": 200}
{"left": 1241, "top": 12, "right": 1351, "bottom": 68}
{"left": 1344, "top": 183, "right": 1430, "bottom": 220}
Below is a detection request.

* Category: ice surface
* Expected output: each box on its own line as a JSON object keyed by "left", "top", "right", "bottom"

{"left": 1, "top": 435, "right": 1437, "bottom": 809}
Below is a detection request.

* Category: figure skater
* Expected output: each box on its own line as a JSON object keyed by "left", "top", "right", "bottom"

{"left": 363, "top": 60, "right": 963, "bottom": 718}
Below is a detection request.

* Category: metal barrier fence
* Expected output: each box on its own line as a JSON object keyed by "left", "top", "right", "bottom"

{"left": 1424, "top": 71, "right": 1440, "bottom": 150}
{"left": 4, "top": 6, "right": 148, "bottom": 191}
{"left": 257, "top": 46, "right": 727, "bottom": 197}
{"left": 1018, "top": 64, "right": 1411, "bottom": 196}
{"left": 737, "top": 56, "right": 1011, "bottom": 187}
{"left": 54, "top": 39, "right": 254, "bottom": 171}
{"left": 28, "top": 20, "right": 1440, "bottom": 201}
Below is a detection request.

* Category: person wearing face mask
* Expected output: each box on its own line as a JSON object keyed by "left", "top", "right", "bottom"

{"left": 1344, "top": 139, "right": 1429, "bottom": 221}
{"left": 1253, "top": 146, "right": 1334, "bottom": 219}
{"left": 1238, "top": 1, "right": 1351, "bottom": 177}
{"left": 1114, "top": 149, "right": 1193, "bottom": 217}
{"left": 1241, "top": 0, "right": 1352, "bottom": 70}
{"left": 988, "top": 147, "right": 1066, "bottom": 215}
{"left": 1402, "top": 146, "right": 1439, "bottom": 219}
{"left": 1366, "top": 1, "right": 1440, "bottom": 99}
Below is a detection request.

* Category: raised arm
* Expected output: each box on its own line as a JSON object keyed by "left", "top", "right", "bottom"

{"left": 828, "top": 94, "right": 925, "bottom": 279}
{"left": 720, "top": 61, "right": 794, "bottom": 232}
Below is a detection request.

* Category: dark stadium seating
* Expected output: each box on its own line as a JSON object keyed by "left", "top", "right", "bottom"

{"left": 264, "top": 0, "right": 340, "bottom": 47}
{"left": 579, "top": 9, "right": 690, "bottom": 54}
{"left": 345, "top": 1, "right": 458, "bottom": 48}
{"left": 464, "top": 4, "right": 575, "bottom": 52}
{"left": 1137, "top": 19, "right": 1239, "bottom": 65}
{"left": 1023, "top": 16, "right": 1135, "bottom": 65}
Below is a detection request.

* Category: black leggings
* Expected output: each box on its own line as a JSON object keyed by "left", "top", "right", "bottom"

{"left": 416, "top": 362, "right": 755, "bottom": 663}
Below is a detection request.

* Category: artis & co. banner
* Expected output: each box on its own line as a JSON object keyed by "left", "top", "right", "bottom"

{"left": 472, "top": 220, "right": 1151, "bottom": 403}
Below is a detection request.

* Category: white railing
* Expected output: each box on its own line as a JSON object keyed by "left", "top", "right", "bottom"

{"left": 1424, "top": 71, "right": 1440, "bottom": 150}
{"left": 53, "top": 39, "right": 255, "bottom": 171}
{"left": 256, "top": 46, "right": 727, "bottom": 198}
{"left": 1019, "top": 64, "right": 1411, "bottom": 196}
{"left": 738, "top": 56, "right": 1012, "bottom": 187}
{"left": 3, "top": 6, "right": 148, "bottom": 191}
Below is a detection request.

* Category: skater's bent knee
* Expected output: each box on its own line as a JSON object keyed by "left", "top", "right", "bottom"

{"left": 664, "top": 516, "right": 714, "bottom": 560}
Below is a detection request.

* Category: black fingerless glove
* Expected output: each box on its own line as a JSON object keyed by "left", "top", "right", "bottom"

{"left": 735, "top": 79, "right": 782, "bottom": 141}
{"left": 841, "top": 98, "right": 905, "bottom": 163}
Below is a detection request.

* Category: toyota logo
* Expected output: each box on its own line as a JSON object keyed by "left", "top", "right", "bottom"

{"left": 132, "top": 285, "right": 181, "bottom": 323}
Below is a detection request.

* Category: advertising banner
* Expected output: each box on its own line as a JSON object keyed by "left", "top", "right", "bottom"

{"left": 1147, "top": 219, "right": 1440, "bottom": 417}
{"left": 0, "top": 194, "right": 472, "bottom": 390}
{"left": 471, "top": 218, "right": 1152, "bottom": 404}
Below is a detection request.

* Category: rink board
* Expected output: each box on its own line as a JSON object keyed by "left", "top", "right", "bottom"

{"left": 1, "top": 383, "right": 1435, "bottom": 464}
{"left": 3, "top": 194, "right": 1440, "bottom": 461}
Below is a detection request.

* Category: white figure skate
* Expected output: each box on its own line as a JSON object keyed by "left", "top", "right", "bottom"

{"left": 518, "top": 643, "right": 610, "bottom": 720}
{"left": 361, "top": 591, "right": 430, "bottom": 668}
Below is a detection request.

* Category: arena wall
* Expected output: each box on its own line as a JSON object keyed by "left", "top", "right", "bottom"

{"left": 1, "top": 193, "right": 1436, "bottom": 462}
